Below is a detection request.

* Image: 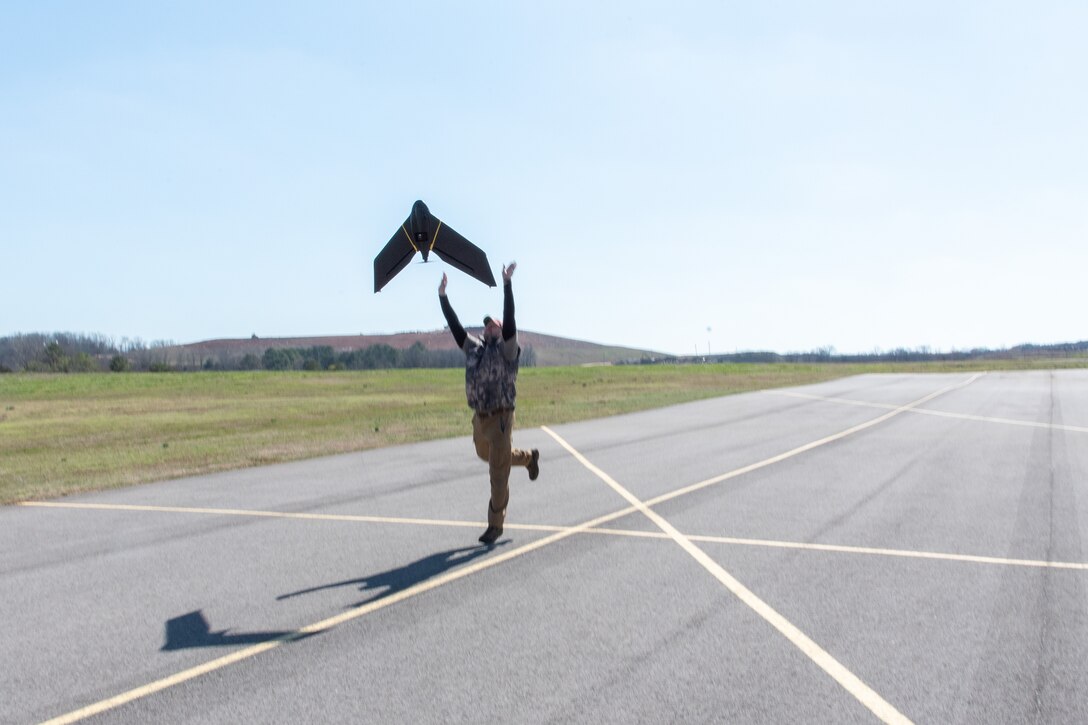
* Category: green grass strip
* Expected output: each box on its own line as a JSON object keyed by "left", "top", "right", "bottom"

{"left": 1, "top": 360, "right": 1084, "bottom": 504}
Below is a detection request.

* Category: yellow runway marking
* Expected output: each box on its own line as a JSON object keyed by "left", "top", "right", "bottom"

{"left": 639, "top": 375, "right": 983, "bottom": 510}
{"left": 17, "top": 501, "right": 571, "bottom": 534}
{"left": 23, "top": 502, "right": 1088, "bottom": 571}
{"left": 20, "top": 502, "right": 493, "bottom": 531}
{"left": 39, "top": 640, "right": 287, "bottom": 725}
{"left": 686, "top": 534, "right": 1088, "bottom": 570}
{"left": 766, "top": 389, "right": 1088, "bottom": 434}
{"left": 543, "top": 426, "right": 912, "bottom": 725}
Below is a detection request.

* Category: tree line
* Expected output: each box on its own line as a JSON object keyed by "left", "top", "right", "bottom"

{"left": 0, "top": 333, "right": 538, "bottom": 372}
{"left": 635, "top": 341, "right": 1088, "bottom": 366}
{"left": 252, "top": 343, "right": 464, "bottom": 371}
{"left": 0, "top": 333, "right": 152, "bottom": 373}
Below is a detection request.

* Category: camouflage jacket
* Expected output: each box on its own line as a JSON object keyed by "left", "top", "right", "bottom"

{"left": 463, "top": 334, "right": 519, "bottom": 411}
{"left": 440, "top": 281, "right": 520, "bottom": 412}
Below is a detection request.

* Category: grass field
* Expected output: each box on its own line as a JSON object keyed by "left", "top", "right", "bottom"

{"left": 2, "top": 360, "right": 1085, "bottom": 504}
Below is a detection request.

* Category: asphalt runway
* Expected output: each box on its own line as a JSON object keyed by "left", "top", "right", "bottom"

{"left": 3, "top": 370, "right": 1087, "bottom": 723}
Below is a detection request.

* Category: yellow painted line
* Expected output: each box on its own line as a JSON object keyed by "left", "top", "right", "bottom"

{"left": 17, "top": 501, "right": 572, "bottom": 535}
{"left": 39, "top": 640, "right": 288, "bottom": 725}
{"left": 911, "top": 406, "right": 1088, "bottom": 433}
{"left": 20, "top": 502, "right": 484, "bottom": 530}
{"left": 643, "top": 375, "right": 983, "bottom": 510}
{"left": 590, "top": 526, "right": 671, "bottom": 540}
{"left": 687, "top": 534, "right": 1088, "bottom": 570}
{"left": 25, "top": 502, "right": 1087, "bottom": 571}
{"left": 767, "top": 389, "right": 1088, "bottom": 434}
{"left": 766, "top": 389, "right": 895, "bottom": 410}
{"left": 589, "top": 526, "right": 1088, "bottom": 571}
{"left": 36, "top": 506, "right": 634, "bottom": 724}
{"left": 542, "top": 426, "right": 912, "bottom": 725}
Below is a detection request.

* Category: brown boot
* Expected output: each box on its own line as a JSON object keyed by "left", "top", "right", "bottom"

{"left": 478, "top": 526, "right": 503, "bottom": 545}
{"left": 527, "top": 449, "right": 540, "bottom": 481}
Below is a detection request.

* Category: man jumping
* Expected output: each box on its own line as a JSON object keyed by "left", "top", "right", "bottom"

{"left": 439, "top": 262, "right": 540, "bottom": 545}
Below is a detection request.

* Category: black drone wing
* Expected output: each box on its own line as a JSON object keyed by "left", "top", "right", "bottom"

{"left": 373, "top": 217, "right": 417, "bottom": 292}
{"left": 430, "top": 220, "right": 497, "bottom": 288}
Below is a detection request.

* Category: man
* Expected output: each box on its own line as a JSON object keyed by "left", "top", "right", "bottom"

{"left": 439, "top": 262, "right": 540, "bottom": 545}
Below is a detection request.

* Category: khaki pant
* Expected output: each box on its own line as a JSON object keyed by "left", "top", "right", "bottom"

{"left": 472, "top": 410, "right": 534, "bottom": 528}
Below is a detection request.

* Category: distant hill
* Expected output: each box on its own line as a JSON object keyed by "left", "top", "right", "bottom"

{"left": 167, "top": 329, "right": 664, "bottom": 368}
{"left": 5, "top": 331, "right": 1083, "bottom": 373}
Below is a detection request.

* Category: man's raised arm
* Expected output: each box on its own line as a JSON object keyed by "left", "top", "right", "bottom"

{"left": 501, "top": 262, "right": 516, "bottom": 341}
{"left": 439, "top": 273, "right": 467, "bottom": 348}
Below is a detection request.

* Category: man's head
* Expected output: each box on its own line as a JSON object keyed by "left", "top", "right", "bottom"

{"left": 483, "top": 315, "right": 502, "bottom": 340}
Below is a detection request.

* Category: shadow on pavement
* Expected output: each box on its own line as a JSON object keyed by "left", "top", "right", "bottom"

{"left": 277, "top": 541, "right": 509, "bottom": 608}
{"left": 160, "top": 542, "right": 508, "bottom": 651}
{"left": 161, "top": 610, "right": 300, "bottom": 651}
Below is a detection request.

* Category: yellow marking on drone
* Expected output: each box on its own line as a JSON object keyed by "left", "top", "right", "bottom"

{"left": 401, "top": 225, "right": 418, "bottom": 252}
{"left": 430, "top": 221, "right": 442, "bottom": 252}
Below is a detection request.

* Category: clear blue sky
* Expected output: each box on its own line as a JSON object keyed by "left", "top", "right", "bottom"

{"left": 3, "top": 1, "right": 1085, "bottom": 355}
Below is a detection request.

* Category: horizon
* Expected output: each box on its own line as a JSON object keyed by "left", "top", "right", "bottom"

{"left": 4, "top": 326, "right": 1085, "bottom": 360}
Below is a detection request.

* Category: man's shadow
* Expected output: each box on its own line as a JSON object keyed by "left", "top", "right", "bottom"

{"left": 161, "top": 542, "right": 506, "bottom": 651}
{"left": 277, "top": 541, "right": 508, "bottom": 608}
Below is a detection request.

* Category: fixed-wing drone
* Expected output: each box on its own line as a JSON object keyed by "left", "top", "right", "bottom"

{"left": 373, "top": 200, "right": 496, "bottom": 292}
